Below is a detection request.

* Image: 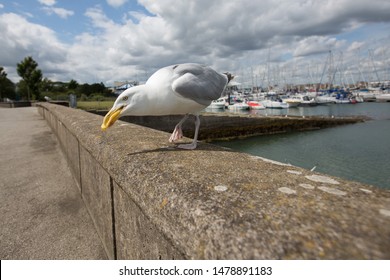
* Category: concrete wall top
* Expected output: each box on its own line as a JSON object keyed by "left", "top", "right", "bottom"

{"left": 38, "top": 103, "right": 390, "bottom": 259}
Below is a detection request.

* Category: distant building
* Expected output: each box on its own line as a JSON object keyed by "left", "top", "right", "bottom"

{"left": 113, "top": 81, "right": 138, "bottom": 95}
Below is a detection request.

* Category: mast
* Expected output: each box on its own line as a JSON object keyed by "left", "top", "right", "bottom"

{"left": 357, "top": 48, "right": 368, "bottom": 88}
{"left": 369, "top": 49, "right": 381, "bottom": 84}
{"left": 267, "top": 48, "right": 271, "bottom": 91}
{"left": 318, "top": 50, "right": 330, "bottom": 91}
{"left": 328, "top": 50, "right": 334, "bottom": 90}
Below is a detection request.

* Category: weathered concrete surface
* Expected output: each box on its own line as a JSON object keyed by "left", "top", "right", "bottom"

{"left": 38, "top": 103, "right": 390, "bottom": 259}
{"left": 0, "top": 107, "right": 107, "bottom": 259}
{"left": 0, "top": 101, "right": 32, "bottom": 108}
{"left": 80, "top": 145, "right": 115, "bottom": 259}
{"left": 114, "top": 183, "right": 186, "bottom": 259}
{"left": 91, "top": 110, "right": 366, "bottom": 141}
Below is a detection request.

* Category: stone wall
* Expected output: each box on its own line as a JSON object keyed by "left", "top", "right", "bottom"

{"left": 91, "top": 110, "right": 366, "bottom": 141}
{"left": 37, "top": 103, "right": 390, "bottom": 259}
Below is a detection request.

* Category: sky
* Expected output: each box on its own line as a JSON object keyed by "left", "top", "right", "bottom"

{"left": 1, "top": 0, "right": 390, "bottom": 87}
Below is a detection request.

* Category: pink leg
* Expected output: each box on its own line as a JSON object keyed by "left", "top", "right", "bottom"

{"left": 169, "top": 114, "right": 189, "bottom": 143}
{"left": 178, "top": 114, "right": 200, "bottom": 150}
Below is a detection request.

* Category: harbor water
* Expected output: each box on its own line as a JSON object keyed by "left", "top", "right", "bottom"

{"left": 212, "top": 103, "right": 390, "bottom": 189}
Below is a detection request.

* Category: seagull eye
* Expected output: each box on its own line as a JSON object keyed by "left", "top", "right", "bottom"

{"left": 122, "top": 96, "right": 128, "bottom": 101}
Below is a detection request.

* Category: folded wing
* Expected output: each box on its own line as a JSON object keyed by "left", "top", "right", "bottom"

{"left": 171, "top": 63, "right": 228, "bottom": 106}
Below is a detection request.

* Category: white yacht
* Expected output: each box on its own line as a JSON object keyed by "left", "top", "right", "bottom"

{"left": 261, "top": 99, "right": 289, "bottom": 109}
{"left": 207, "top": 98, "right": 226, "bottom": 109}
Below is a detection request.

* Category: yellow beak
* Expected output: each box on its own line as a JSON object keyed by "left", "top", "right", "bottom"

{"left": 101, "top": 106, "right": 124, "bottom": 131}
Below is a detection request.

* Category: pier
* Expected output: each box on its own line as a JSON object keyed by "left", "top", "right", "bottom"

{"left": 90, "top": 110, "right": 366, "bottom": 141}
{"left": 1, "top": 103, "right": 389, "bottom": 259}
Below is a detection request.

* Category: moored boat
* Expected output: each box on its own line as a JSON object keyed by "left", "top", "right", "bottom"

{"left": 207, "top": 98, "right": 226, "bottom": 109}
{"left": 376, "top": 93, "right": 390, "bottom": 102}
{"left": 283, "top": 94, "right": 316, "bottom": 107}
{"left": 262, "top": 99, "right": 289, "bottom": 109}
{"left": 281, "top": 96, "right": 301, "bottom": 108}
{"left": 315, "top": 94, "right": 336, "bottom": 104}
{"left": 247, "top": 101, "right": 265, "bottom": 110}
{"left": 334, "top": 98, "right": 351, "bottom": 104}
{"left": 228, "top": 102, "right": 250, "bottom": 111}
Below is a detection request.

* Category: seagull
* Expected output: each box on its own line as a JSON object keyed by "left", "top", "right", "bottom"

{"left": 101, "top": 63, "right": 233, "bottom": 149}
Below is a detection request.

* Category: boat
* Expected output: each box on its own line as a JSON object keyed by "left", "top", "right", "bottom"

{"left": 207, "top": 98, "right": 226, "bottom": 109}
{"left": 247, "top": 101, "right": 265, "bottom": 110}
{"left": 349, "top": 95, "right": 364, "bottom": 103}
{"left": 228, "top": 102, "right": 250, "bottom": 111}
{"left": 349, "top": 95, "right": 363, "bottom": 104}
{"left": 281, "top": 96, "right": 301, "bottom": 108}
{"left": 298, "top": 94, "right": 317, "bottom": 106}
{"left": 353, "top": 89, "right": 377, "bottom": 101}
{"left": 261, "top": 99, "right": 289, "bottom": 109}
{"left": 334, "top": 98, "right": 351, "bottom": 104}
{"left": 315, "top": 94, "right": 336, "bottom": 104}
{"left": 328, "top": 90, "right": 353, "bottom": 104}
{"left": 376, "top": 93, "right": 390, "bottom": 102}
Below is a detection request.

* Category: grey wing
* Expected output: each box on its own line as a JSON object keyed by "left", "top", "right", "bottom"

{"left": 171, "top": 64, "right": 228, "bottom": 106}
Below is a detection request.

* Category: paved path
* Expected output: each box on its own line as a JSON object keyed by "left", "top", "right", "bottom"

{"left": 0, "top": 107, "right": 107, "bottom": 259}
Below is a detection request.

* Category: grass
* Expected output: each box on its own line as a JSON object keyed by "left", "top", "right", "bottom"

{"left": 77, "top": 101, "right": 114, "bottom": 110}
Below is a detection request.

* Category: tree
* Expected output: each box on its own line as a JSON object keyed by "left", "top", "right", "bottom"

{"left": 0, "top": 66, "right": 6, "bottom": 80}
{"left": 0, "top": 66, "right": 7, "bottom": 99}
{"left": 17, "top": 56, "right": 43, "bottom": 100}
{"left": 90, "top": 82, "right": 106, "bottom": 94}
{"left": 40, "top": 77, "right": 54, "bottom": 93}
{"left": 68, "top": 79, "right": 78, "bottom": 90}
{"left": 78, "top": 83, "right": 93, "bottom": 96}
{"left": 0, "top": 66, "right": 16, "bottom": 100}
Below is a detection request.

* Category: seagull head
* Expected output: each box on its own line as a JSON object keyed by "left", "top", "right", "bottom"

{"left": 101, "top": 88, "right": 137, "bottom": 131}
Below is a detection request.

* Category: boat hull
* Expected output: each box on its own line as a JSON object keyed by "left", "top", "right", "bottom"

{"left": 262, "top": 100, "right": 289, "bottom": 109}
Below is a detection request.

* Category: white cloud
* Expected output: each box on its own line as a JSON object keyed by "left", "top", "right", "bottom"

{"left": 38, "top": 0, "right": 56, "bottom": 6}
{"left": 85, "top": 6, "right": 117, "bottom": 30}
{"left": 38, "top": 0, "right": 73, "bottom": 19}
{"left": 347, "top": 41, "right": 366, "bottom": 53}
{"left": 0, "top": 13, "right": 68, "bottom": 81}
{"left": 106, "top": 0, "right": 127, "bottom": 8}
{"left": 2, "top": 0, "right": 390, "bottom": 84}
{"left": 42, "top": 7, "right": 74, "bottom": 19}
{"left": 293, "top": 37, "right": 346, "bottom": 57}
